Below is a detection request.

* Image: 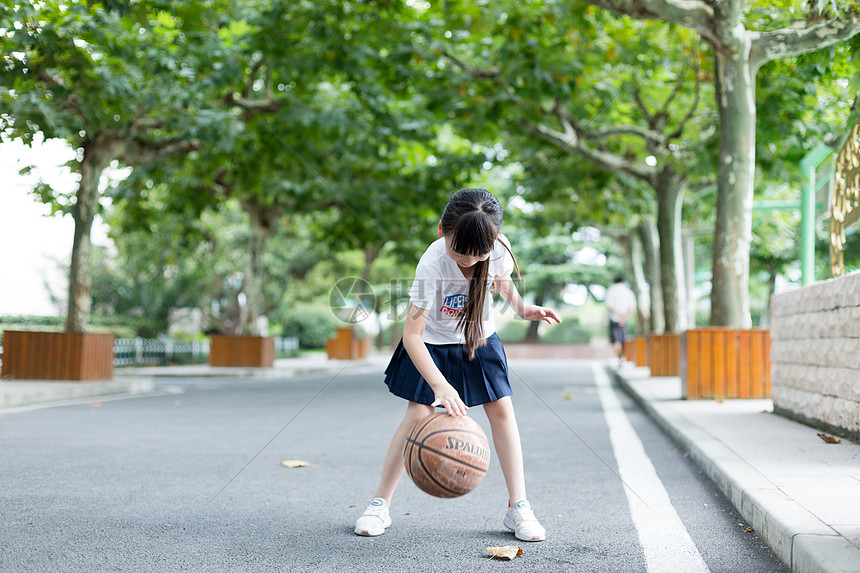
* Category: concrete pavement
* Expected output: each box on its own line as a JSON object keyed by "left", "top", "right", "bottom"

{"left": 1, "top": 352, "right": 857, "bottom": 572}
{"left": 612, "top": 364, "right": 860, "bottom": 573}
{"left": 0, "top": 357, "right": 787, "bottom": 572}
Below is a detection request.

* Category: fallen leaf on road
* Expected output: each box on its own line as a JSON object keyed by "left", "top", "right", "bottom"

{"left": 817, "top": 433, "right": 841, "bottom": 444}
{"left": 561, "top": 392, "right": 573, "bottom": 400}
{"left": 281, "top": 460, "right": 310, "bottom": 468}
{"left": 486, "top": 546, "right": 523, "bottom": 560}
{"left": 745, "top": 527, "right": 753, "bottom": 533}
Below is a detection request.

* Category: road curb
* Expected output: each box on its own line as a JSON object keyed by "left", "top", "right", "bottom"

{"left": 609, "top": 367, "right": 860, "bottom": 573}
{"left": 0, "top": 377, "right": 155, "bottom": 409}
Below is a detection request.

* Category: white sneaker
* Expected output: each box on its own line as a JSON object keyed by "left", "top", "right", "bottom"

{"left": 354, "top": 497, "right": 391, "bottom": 536}
{"left": 504, "top": 499, "right": 546, "bottom": 541}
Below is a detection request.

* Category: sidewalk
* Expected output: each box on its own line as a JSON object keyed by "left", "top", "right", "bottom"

{"left": 612, "top": 364, "right": 860, "bottom": 573}
{"left": 0, "top": 353, "right": 389, "bottom": 410}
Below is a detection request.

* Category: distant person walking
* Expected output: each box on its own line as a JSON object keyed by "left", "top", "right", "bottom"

{"left": 605, "top": 276, "right": 636, "bottom": 366}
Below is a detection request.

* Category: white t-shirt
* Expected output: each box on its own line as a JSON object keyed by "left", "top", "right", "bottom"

{"left": 409, "top": 238, "right": 514, "bottom": 344}
{"left": 605, "top": 282, "right": 637, "bottom": 323}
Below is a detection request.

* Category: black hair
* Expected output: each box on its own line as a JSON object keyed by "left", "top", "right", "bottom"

{"left": 440, "top": 189, "right": 514, "bottom": 359}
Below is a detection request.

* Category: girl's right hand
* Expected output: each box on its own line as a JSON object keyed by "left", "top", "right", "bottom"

{"left": 431, "top": 383, "right": 469, "bottom": 416}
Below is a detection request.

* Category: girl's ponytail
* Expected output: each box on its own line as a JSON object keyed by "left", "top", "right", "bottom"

{"left": 459, "top": 258, "right": 490, "bottom": 360}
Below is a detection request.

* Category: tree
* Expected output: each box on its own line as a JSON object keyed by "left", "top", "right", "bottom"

{"left": 1, "top": 1, "right": 231, "bottom": 332}
{"left": 407, "top": 2, "right": 716, "bottom": 332}
{"left": 103, "top": 188, "right": 331, "bottom": 337}
{"left": 579, "top": 0, "right": 860, "bottom": 326}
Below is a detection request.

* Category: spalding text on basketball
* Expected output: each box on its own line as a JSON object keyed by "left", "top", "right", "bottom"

{"left": 445, "top": 436, "right": 490, "bottom": 463}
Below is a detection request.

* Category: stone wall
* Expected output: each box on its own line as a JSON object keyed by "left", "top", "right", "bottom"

{"left": 770, "top": 273, "right": 860, "bottom": 441}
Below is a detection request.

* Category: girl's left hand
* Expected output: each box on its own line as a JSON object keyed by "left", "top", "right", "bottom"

{"left": 522, "top": 305, "right": 562, "bottom": 324}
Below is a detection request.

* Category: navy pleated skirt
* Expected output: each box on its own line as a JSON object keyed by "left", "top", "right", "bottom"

{"left": 384, "top": 333, "right": 512, "bottom": 407}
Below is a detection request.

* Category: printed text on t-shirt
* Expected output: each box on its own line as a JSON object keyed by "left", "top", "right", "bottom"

{"left": 440, "top": 294, "right": 466, "bottom": 317}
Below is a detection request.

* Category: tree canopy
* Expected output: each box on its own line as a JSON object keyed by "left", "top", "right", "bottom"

{"left": 3, "top": 0, "right": 859, "bottom": 340}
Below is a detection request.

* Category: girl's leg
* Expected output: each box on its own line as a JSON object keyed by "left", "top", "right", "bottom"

{"left": 484, "top": 395, "right": 546, "bottom": 541}
{"left": 483, "top": 396, "right": 526, "bottom": 504}
{"left": 373, "top": 400, "right": 434, "bottom": 504}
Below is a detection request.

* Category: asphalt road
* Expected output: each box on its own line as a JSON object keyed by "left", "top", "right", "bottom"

{"left": 0, "top": 360, "right": 789, "bottom": 572}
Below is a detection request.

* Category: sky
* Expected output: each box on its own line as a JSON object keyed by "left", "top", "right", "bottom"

{"left": 0, "top": 137, "right": 111, "bottom": 316}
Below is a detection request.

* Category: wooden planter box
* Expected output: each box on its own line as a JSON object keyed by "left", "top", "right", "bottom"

{"left": 209, "top": 335, "right": 274, "bottom": 367}
{"left": 0, "top": 330, "right": 115, "bottom": 381}
{"left": 325, "top": 327, "right": 370, "bottom": 360}
{"left": 649, "top": 333, "right": 680, "bottom": 376}
{"left": 624, "top": 337, "right": 649, "bottom": 367}
{"left": 681, "top": 328, "right": 771, "bottom": 399}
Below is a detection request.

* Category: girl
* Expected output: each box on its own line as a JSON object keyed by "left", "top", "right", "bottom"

{"left": 354, "top": 189, "right": 561, "bottom": 541}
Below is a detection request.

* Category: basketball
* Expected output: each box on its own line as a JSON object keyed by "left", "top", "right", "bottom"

{"left": 403, "top": 412, "right": 491, "bottom": 498}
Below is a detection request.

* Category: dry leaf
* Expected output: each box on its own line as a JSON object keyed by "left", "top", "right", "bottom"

{"left": 745, "top": 527, "right": 753, "bottom": 533}
{"left": 281, "top": 460, "right": 310, "bottom": 468}
{"left": 561, "top": 392, "right": 573, "bottom": 400}
{"left": 817, "top": 433, "right": 841, "bottom": 444}
{"left": 486, "top": 546, "right": 523, "bottom": 560}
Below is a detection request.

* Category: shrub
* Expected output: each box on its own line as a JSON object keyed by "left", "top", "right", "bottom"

{"left": 496, "top": 313, "right": 593, "bottom": 344}
{"left": 540, "top": 315, "right": 592, "bottom": 344}
{"left": 281, "top": 306, "right": 339, "bottom": 349}
{"left": 496, "top": 319, "right": 530, "bottom": 343}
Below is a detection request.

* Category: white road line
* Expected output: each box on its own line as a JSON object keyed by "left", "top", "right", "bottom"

{"left": 592, "top": 364, "right": 709, "bottom": 573}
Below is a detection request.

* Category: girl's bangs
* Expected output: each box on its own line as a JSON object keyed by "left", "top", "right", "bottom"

{"left": 449, "top": 213, "right": 496, "bottom": 256}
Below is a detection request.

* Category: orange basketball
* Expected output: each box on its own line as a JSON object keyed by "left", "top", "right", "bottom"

{"left": 403, "top": 412, "right": 491, "bottom": 498}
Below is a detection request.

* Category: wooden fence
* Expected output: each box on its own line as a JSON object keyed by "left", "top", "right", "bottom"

{"left": 0, "top": 331, "right": 115, "bottom": 381}
{"left": 209, "top": 335, "right": 275, "bottom": 367}
{"left": 649, "top": 333, "right": 680, "bottom": 376}
{"left": 325, "top": 327, "right": 371, "bottom": 360}
{"left": 681, "top": 328, "right": 771, "bottom": 399}
{"left": 624, "top": 337, "right": 649, "bottom": 367}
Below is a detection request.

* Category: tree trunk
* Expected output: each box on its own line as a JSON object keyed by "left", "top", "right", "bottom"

{"left": 65, "top": 136, "right": 114, "bottom": 333}
{"left": 655, "top": 170, "right": 687, "bottom": 333}
{"left": 638, "top": 220, "right": 664, "bottom": 334}
{"left": 362, "top": 243, "right": 385, "bottom": 349}
{"left": 621, "top": 232, "right": 650, "bottom": 336}
{"left": 363, "top": 244, "right": 383, "bottom": 284}
{"left": 759, "top": 266, "right": 777, "bottom": 327}
{"left": 524, "top": 293, "right": 544, "bottom": 342}
{"left": 239, "top": 205, "right": 273, "bottom": 335}
{"left": 710, "top": 44, "right": 755, "bottom": 327}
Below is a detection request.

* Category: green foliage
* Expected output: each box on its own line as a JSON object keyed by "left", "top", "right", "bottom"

{"left": 6, "top": 0, "right": 859, "bottom": 337}
{"left": 280, "top": 306, "right": 339, "bottom": 350}
{"left": 496, "top": 319, "right": 529, "bottom": 343}
{"left": 540, "top": 314, "right": 593, "bottom": 344}
{"left": 497, "top": 313, "right": 592, "bottom": 344}
{"left": 0, "top": 314, "right": 137, "bottom": 339}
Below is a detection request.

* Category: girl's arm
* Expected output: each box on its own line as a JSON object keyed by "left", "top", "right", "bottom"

{"left": 495, "top": 275, "right": 562, "bottom": 324}
{"left": 402, "top": 304, "right": 469, "bottom": 416}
